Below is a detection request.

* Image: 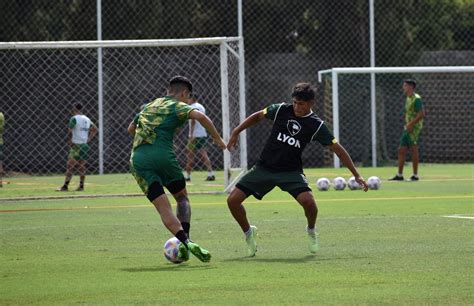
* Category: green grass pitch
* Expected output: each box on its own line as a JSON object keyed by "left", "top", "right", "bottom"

{"left": 1, "top": 164, "right": 473, "bottom": 304}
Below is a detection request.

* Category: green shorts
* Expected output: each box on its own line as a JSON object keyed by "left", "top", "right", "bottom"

{"left": 236, "top": 165, "right": 311, "bottom": 200}
{"left": 130, "top": 144, "right": 184, "bottom": 195}
{"left": 400, "top": 129, "right": 421, "bottom": 147}
{"left": 0, "top": 144, "right": 3, "bottom": 161}
{"left": 68, "top": 144, "right": 89, "bottom": 161}
{"left": 187, "top": 137, "right": 208, "bottom": 151}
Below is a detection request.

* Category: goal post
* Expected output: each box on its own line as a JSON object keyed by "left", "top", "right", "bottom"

{"left": 318, "top": 66, "right": 474, "bottom": 167}
{"left": 0, "top": 37, "right": 247, "bottom": 192}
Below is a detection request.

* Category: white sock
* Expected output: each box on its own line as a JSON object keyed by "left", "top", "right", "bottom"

{"left": 306, "top": 226, "right": 317, "bottom": 234}
{"left": 412, "top": 174, "right": 418, "bottom": 178}
{"left": 397, "top": 173, "right": 403, "bottom": 177}
{"left": 244, "top": 227, "right": 253, "bottom": 238}
{"left": 208, "top": 171, "right": 214, "bottom": 176}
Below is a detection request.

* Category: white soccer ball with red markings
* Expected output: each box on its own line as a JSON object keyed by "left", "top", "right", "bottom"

{"left": 333, "top": 177, "right": 347, "bottom": 191}
{"left": 367, "top": 176, "right": 381, "bottom": 190}
{"left": 347, "top": 176, "right": 361, "bottom": 190}
{"left": 163, "top": 237, "right": 184, "bottom": 264}
{"left": 316, "top": 178, "right": 330, "bottom": 191}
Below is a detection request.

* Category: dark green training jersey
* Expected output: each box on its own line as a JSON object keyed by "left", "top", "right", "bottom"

{"left": 132, "top": 96, "right": 193, "bottom": 152}
{"left": 257, "top": 103, "right": 336, "bottom": 172}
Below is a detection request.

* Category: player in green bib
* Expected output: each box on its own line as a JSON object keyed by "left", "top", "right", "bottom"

{"left": 390, "top": 79, "right": 425, "bottom": 181}
{"left": 227, "top": 82, "right": 369, "bottom": 257}
{"left": 128, "top": 76, "right": 226, "bottom": 263}
{"left": 0, "top": 112, "right": 4, "bottom": 187}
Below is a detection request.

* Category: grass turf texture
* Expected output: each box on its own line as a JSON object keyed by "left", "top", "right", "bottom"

{"left": 1, "top": 164, "right": 473, "bottom": 304}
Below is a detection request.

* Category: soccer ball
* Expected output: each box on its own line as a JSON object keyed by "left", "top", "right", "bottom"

{"left": 163, "top": 237, "right": 184, "bottom": 264}
{"left": 347, "top": 176, "right": 361, "bottom": 190}
{"left": 367, "top": 176, "right": 381, "bottom": 190}
{"left": 333, "top": 177, "right": 347, "bottom": 191}
{"left": 316, "top": 177, "right": 330, "bottom": 191}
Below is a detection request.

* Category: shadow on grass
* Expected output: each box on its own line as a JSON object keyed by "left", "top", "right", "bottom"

{"left": 121, "top": 264, "right": 216, "bottom": 273}
{"left": 222, "top": 254, "right": 367, "bottom": 263}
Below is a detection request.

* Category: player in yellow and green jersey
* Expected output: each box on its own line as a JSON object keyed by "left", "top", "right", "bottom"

{"left": 390, "top": 79, "right": 425, "bottom": 181}
{"left": 128, "top": 76, "right": 226, "bottom": 263}
{"left": 0, "top": 112, "right": 4, "bottom": 187}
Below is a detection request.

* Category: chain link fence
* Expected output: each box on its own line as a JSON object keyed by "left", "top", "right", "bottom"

{"left": 1, "top": 0, "right": 473, "bottom": 178}
{"left": 0, "top": 39, "right": 242, "bottom": 185}
{"left": 320, "top": 69, "right": 474, "bottom": 166}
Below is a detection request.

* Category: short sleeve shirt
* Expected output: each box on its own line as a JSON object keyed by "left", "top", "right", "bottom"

{"left": 405, "top": 93, "right": 424, "bottom": 129}
{"left": 132, "top": 96, "right": 194, "bottom": 151}
{"left": 257, "top": 103, "right": 336, "bottom": 171}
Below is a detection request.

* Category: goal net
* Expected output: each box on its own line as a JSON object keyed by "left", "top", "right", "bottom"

{"left": 318, "top": 67, "right": 474, "bottom": 167}
{"left": 0, "top": 38, "right": 246, "bottom": 192}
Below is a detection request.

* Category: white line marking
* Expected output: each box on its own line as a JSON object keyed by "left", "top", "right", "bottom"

{"left": 443, "top": 215, "right": 474, "bottom": 220}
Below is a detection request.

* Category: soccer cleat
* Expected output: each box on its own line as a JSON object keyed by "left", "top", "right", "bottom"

{"left": 56, "top": 186, "right": 68, "bottom": 192}
{"left": 410, "top": 175, "right": 419, "bottom": 181}
{"left": 306, "top": 227, "right": 319, "bottom": 254}
{"left": 75, "top": 185, "right": 84, "bottom": 191}
{"left": 185, "top": 177, "right": 191, "bottom": 182}
{"left": 177, "top": 243, "right": 190, "bottom": 262}
{"left": 245, "top": 225, "right": 258, "bottom": 257}
{"left": 389, "top": 175, "right": 404, "bottom": 181}
{"left": 205, "top": 175, "right": 215, "bottom": 181}
{"left": 187, "top": 242, "right": 211, "bottom": 262}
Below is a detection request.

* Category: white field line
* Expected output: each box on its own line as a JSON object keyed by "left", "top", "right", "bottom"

{"left": 443, "top": 214, "right": 474, "bottom": 220}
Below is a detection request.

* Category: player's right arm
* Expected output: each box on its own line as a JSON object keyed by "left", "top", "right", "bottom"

{"left": 227, "top": 110, "right": 266, "bottom": 150}
{"left": 189, "top": 110, "right": 226, "bottom": 150}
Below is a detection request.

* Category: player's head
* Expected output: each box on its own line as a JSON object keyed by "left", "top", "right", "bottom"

{"left": 291, "top": 82, "right": 315, "bottom": 117}
{"left": 403, "top": 79, "right": 416, "bottom": 95}
{"left": 168, "top": 76, "right": 193, "bottom": 103}
{"left": 72, "top": 103, "right": 83, "bottom": 114}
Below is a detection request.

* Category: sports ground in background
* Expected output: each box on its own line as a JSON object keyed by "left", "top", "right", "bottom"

{"left": 1, "top": 164, "right": 473, "bottom": 304}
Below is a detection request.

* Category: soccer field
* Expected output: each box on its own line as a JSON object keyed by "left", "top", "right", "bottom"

{"left": 1, "top": 164, "right": 473, "bottom": 304}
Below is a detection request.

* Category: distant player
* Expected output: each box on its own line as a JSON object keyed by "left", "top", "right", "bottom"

{"left": 184, "top": 93, "right": 215, "bottom": 182}
{"left": 57, "top": 104, "right": 98, "bottom": 192}
{"left": 128, "top": 76, "right": 226, "bottom": 263}
{"left": 0, "top": 112, "right": 4, "bottom": 187}
{"left": 226, "top": 82, "right": 368, "bottom": 256}
{"left": 389, "top": 79, "right": 425, "bottom": 181}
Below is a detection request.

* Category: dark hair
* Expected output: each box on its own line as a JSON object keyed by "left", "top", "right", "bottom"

{"left": 169, "top": 75, "right": 193, "bottom": 93}
{"left": 291, "top": 82, "right": 315, "bottom": 101}
{"left": 74, "top": 103, "right": 83, "bottom": 111}
{"left": 404, "top": 79, "right": 417, "bottom": 88}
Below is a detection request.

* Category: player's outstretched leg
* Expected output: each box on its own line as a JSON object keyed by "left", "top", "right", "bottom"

{"left": 227, "top": 187, "right": 258, "bottom": 256}
{"left": 295, "top": 191, "right": 319, "bottom": 253}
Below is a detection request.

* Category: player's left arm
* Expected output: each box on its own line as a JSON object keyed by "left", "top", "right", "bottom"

{"left": 329, "top": 143, "right": 369, "bottom": 192}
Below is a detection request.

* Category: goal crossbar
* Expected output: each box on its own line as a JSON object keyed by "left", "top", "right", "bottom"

{"left": 0, "top": 37, "right": 241, "bottom": 50}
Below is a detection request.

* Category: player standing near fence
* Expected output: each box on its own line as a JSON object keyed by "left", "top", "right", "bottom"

{"left": 226, "top": 82, "right": 368, "bottom": 257}
{"left": 128, "top": 76, "right": 226, "bottom": 262}
{"left": 0, "top": 112, "right": 4, "bottom": 187}
{"left": 57, "top": 104, "right": 98, "bottom": 192}
{"left": 389, "top": 79, "right": 425, "bottom": 181}
{"left": 184, "top": 93, "right": 216, "bottom": 182}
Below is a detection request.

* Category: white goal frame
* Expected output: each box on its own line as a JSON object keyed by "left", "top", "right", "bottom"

{"left": 318, "top": 66, "right": 474, "bottom": 168}
{"left": 0, "top": 37, "right": 248, "bottom": 189}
